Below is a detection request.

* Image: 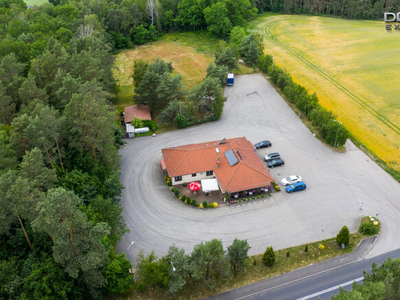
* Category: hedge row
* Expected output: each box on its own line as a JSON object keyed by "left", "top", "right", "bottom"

{"left": 228, "top": 193, "right": 271, "bottom": 204}
{"left": 170, "top": 187, "right": 219, "bottom": 208}
{"left": 258, "top": 54, "right": 350, "bottom": 148}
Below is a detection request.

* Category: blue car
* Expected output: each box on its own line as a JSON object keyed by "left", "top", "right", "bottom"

{"left": 286, "top": 181, "right": 307, "bottom": 193}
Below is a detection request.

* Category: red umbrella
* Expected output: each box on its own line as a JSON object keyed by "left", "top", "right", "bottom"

{"left": 188, "top": 181, "right": 201, "bottom": 192}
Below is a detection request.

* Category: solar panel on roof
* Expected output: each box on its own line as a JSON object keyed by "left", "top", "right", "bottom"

{"left": 224, "top": 149, "right": 238, "bottom": 167}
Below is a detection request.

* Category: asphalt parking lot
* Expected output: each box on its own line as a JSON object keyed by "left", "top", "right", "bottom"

{"left": 118, "top": 74, "right": 400, "bottom": 264}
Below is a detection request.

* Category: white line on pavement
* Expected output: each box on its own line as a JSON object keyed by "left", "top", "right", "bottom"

{"left": 296, "top": 276, "right": 364, "bottom": 300}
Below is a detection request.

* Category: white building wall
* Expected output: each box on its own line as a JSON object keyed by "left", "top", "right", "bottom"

{"left": 171, "top": 171, "right": 215, "bottom": 185}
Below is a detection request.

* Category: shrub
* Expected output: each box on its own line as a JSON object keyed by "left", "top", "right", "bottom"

{"left": 142, "top": 119, "right": 157, "bottom": 132}
{"left": 136, "top": 283, "right": 145, "bottom": 292}
{"left": 202, "top": 200, "right": 208, "bottom": 208}
{"left": 192, "top": 199, "right": 197, "bottom": 206}
{"left": 167, "top": 181, "right": 172, "bottom": 187}
{"left": 132, "top": 116, "right": 144, "bottom": 128}
{"left": 186, "top": 198, "right": 192, "bottom": 205}
{"left": 174, "top": 113, "right": 189, "bottom": 129}
{"left": 225, "top": 192, "right": 231, "bottom": 201}
{"left": 195, "top": 203, "right": 200, "bottom": 207}
{"left": 171, "top": 187, "right": 176, "bottom": 192}
{"left": 286, "top": 251, "right": 290, "bottom": 258}
{"left": 263, "top": 246, "right": 276, "bottom": 267}
{"left": 336, "top": 225, "right": 350, "bottom": 247}
{"left": 174, "top": 189, "right": 180, "bottom": 196}
{"left": 213, "top": 202, "right": 218, "bottom": 208}
{"left": 305, "top": 245, "right": 308, "bottom": 253}
{"left": 359, "top": 222, "right": 378, "bottom": 235}
{"left": 187, "top": 197, "right": 191, "bottom": 202}
{"left": 319, "top": 244, "right": 325, "bottom": 250}
{"left": 181, "top": 195, "right": 187, "bottom": 201}
{"left": 200, "top": 203, "right": 204, "bottom": 208}
{"left": 253, "top": 258, "right": 257, "bottom": 266}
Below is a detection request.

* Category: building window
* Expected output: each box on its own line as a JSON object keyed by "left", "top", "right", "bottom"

{"left": 206, "top": 170, "right": 213, "bottom": 176}
{"left": 192, "top": 173, "right": 197, "bottom": 177}
{"left": 175, "top": 176, "right": 182, "bottom": 182}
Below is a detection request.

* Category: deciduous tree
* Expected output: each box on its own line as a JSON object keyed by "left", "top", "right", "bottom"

{"left": 104, "top": 253, "right": 134, "bottom": 294}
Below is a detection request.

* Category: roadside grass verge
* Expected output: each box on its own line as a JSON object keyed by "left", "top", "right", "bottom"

{"left": 114, "top": 233, "right": 366, "bottom": 300}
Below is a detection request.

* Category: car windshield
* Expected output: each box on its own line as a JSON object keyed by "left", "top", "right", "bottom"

{"left": 286, "top": 177, "right": 291, "bottom": 181}
{"left": 290, "top": 184, "right": 296, "bottom": 188}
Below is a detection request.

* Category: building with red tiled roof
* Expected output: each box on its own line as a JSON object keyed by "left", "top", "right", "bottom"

{"left": 161, "top": 137, "right": 275, "bottom": 194}
{"left": 124, "top": 105, "right": 151, "bottom": 123}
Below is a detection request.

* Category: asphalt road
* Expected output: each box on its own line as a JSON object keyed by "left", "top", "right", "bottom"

{"left": 117, "top": 74, "right": 400, "bottom": 266}
{"left": 212, "top": 246, "right": 400, "bottom": 300}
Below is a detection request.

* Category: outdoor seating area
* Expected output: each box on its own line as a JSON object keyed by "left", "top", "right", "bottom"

{"left": 173, "top": 183, "right": 274, "bottom": 206}
{"left": 228, "top": 186, "right": 272, "bottom": 204}
{"left": 175, "top": 183, "right": 225, "bottom": 205}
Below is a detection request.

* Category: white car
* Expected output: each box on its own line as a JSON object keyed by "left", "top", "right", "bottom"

{"left": 281, "top": 175, "right": 302, "bottom": 186}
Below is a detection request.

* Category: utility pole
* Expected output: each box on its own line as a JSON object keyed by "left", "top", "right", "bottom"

{"left": 170, "top": 261, "right": 176, "bottom": 297}
{"left": 126, "top": 240, "right": 135, "bottom": 274}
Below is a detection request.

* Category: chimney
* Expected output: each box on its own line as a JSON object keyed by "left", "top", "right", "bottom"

{"left": 216, "top": 156, "right": 220, "bottom": 169}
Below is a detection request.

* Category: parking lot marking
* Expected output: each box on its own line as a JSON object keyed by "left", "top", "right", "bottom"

{"left": 386, "top": 198, "right": 400, "bottom": 214}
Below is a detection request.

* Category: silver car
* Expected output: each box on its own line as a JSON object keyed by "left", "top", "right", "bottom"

{"left": 264, "top": 152, "right": 280, "bottom": 162}
{"left": 281, "top": 175, "right": 302, "bottom": 186}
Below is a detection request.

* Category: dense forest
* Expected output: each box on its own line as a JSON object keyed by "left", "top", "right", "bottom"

{"left": 0, "top": 0, "right": 385, "bottom": 297}
{"left": 0, "top": 0, "right": 132, "bottom": 298}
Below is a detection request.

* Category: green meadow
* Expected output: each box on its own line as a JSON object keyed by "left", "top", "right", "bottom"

{"left": 24, "top": 0, "right": 47, "bottom": 6}
{"left": 252, "top": 15, "right": 400, "bottom": 171}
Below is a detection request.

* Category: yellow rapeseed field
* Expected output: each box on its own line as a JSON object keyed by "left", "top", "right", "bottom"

{"left": 252, "top": 15, "right": 400, "bottom": 171}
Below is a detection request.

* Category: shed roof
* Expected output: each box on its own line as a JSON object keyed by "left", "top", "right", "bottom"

{"left": 124, "top": 105, "right": 151, "bottom": 123}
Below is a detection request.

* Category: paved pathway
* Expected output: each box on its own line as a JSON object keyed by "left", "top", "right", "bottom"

{"left": 117, "top": 74, "right": 400, "bottom": 266}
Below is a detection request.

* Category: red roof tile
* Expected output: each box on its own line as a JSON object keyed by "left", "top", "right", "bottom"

{"left": 162, "top": 137, "right": 274, "bottom": 193}
{"left": 124, "top": 105, "right": 151, "bottom": 123}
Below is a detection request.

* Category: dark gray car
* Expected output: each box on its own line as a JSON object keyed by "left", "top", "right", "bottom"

{"left": 267, "top": 158, "right": 285, "bottom": 168}
{"left": 255, "top": 140, "right": 272, "bottom": 149}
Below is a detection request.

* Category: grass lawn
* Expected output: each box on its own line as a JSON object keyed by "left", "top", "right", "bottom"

{"left": 24, "top": 0, "right": 47, "bottom": 5}
{"left": 113, "top": 232, "right": 365, "bottom": 300}
{"left": 112, "top": 34, "right": 257, "bottom": 127}
{"left": 250, "top": 15, "right": 400, "bottom": 171}
{"left": 112, "top": 39, "right": 215, "bottom": 114}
